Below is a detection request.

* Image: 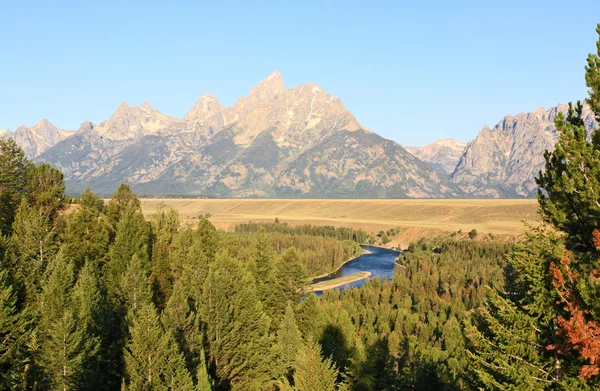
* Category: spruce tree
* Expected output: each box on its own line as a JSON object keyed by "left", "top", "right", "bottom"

{"left": 60, "top": 187, "right": 109, "bottom": 271}
{"left": 150, "top": 207, "right": 180, "bottom": 309}
{"left": 162, "top": 280, "right": 203, "bottom": 376}
{"left": 11, "top": 200, "right": 60, "bottom": 304}
{"left": 466, "top": 227, "right": 587, "bottom": 389}
{"left": 201, "top": 255, "right": 274, "bottom": 390}
{"left": 105, "top": 201, "right": 150, "bottom": 300}
{"left": 106, "top": 184, "right": 141, "bottom": 234}
{"left": 275, "top": 303, "right": 303, "bottom": 379}
{"left": 119, "top": 254, "right": 152, "bottom": 313}
{"left": 0, "top": 269, "right": 28, "bottom": 389}
{"left": 251, "top": 228, "right": 278, "bottom": 316}
{"left": 38, "top": 255, "right": 100, "bottom": 390}
{"left": 123, "top": 302, "right": 194, "bottom": 390}
{"left": 0, "top": 138, "right": 29, "bottom": 237}
{"left": 278, "top": 339, "right": 346, "bottom": 391}
{"left": 537, "top": 24, "right": 600, "bottom": 254}
{"left": 24, "top": 164, "right": 66, "bottom": 222}
{"left": 195, "top": 218, "right": 219, "bottom": 264}
{"left": 275, "top": 248, "right": 309, "bottom": 308}
{"left": 71, "top": 261, "right": 105, "bottom": 385}
{"left": 196, "top": 348, "right": 214, "bottom": 391}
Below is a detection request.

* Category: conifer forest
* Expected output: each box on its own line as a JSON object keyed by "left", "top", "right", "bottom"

{"left": 2, "top": 23, "right": 600, "bottom": 391}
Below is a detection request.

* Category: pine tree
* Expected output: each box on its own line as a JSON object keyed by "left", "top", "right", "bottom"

{"left": 532, "top": 23, "right": 600, "bottom": 385}
{"left": 106, "top": 184, "right": 141, "bottom": 234}
{"left": 196, "top": 348, "right": 214, "bottom": 391}
{"left": 537, "top": 24, "right": 600, "bottom": 254}
{"left": 105, "top": 202, "right": 150, "bottom": 300}
{"left": 195, "top": 218, "right": 219, "bottom": 264}
{"left": 119, "top": 254, "right": 153, "bottom": 314}
{"left": 275, "top": 248, "right": 309, "bottom": 307}
{"left": 278, "top": 339, "right": 346, "bottom": 391}
{"left": 466, "top": 227, "right": 587, "bottom": 389}
{"left": 0, "top": 138, "right": 29, "bottom": 237}
{"left": 123, "top": 302, "right": 194, "bottom": 390}
{"left": 38, "top": 255, "right": 100, "bottom": 390}
{"left": 25, "top": 163, "right": 66, "bottom": 222}
{"left": 201, "top": 255, "right": 274, "bottom": 390}
{"left": 0, "top": 269, "right": 29, "bottom": 389}
{"left": 295, "top": 293, "right": 324, "bottom": 339}
{"left": 71, "top": 261, "right": 105, "bottom": 385}
{"left": 250, "top": 229, "right": 280, "bottom": 318}
{"left": 60, "top": 187, "right": 109, "bottom": 271}
{"left": 150, "top": 207, "right": 180, "bottom": 309}
{"left": 162, "top": 280, "right": 203, "bottom": 376}
{"left": 275, "top": 303, "right": 303, "bottom": 379}
{"left": 11, "top": 199, "right": 60, "bottom": 304}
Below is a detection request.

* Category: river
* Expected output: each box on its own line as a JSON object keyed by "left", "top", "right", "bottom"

{"left": 312, "top": 245, "right": 401, "bottom": 295}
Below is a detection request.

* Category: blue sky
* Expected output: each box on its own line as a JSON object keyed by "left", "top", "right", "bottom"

{"left": 1, "top": 0, "right": 599, "bottom": 145}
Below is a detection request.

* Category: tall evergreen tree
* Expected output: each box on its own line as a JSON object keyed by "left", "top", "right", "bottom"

{"left": 38, "top": 255, "right": 100, "bottom": 390}
{"left": 60, "top": 187, "right": 109, "bottom": 271}
{"left": 275, "top": 303, "right": 303, "bottom": 379}
{"left": 196, "top": 348, "right": 214, "bottom": 391}
{"left": 466, "top": 227, "right": 587, "bottom": 389}
{"left": 120, "top": 254, "right": 152, "bottom": 314}
{"left": 25, "top": 164, "right": 66, "bottom": 222}
{"left": 105, "top": 202, "right": 150, "bottom": 300}
{"left": 278, "top": 339, "right": 347, "bottom": 391}
{"left": 162, "top": 280, "right": 203, "bottom": 377}
{"left": 0, "top": 269, "right": 28, "bottom": 390}
{"left": 106, "top": 184, "right": 141, "bottom": 234}
{"left": 275, "top": 248, "right": 309, "bottom": 307}
{"left": 123, "top": 302, "right": 194, "bottom": 391}
{"left": 0, "top": 138, "right": 29, "bottom": 237}
{"left": 150, "top": 207, "right": 180, "bottom": 309}
{"left": 201, "top": 255, "right": 274, "bottom": 390}
{"left": 11, "top": 200, "right": 60, "bottom": 304}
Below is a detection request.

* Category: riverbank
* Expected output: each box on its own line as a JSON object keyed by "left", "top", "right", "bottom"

{"left": 311, "top": 247, "right": 371, "bottom": 280}
{"left": 309, "top": 271, "right": 372, "bottom": 292}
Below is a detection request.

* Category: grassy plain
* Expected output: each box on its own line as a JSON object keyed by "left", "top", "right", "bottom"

{"left": 140, "top": 198, "right": 538, "bottom": 247}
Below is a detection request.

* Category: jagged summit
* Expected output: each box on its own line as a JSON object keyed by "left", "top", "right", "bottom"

{"left": 30, "top": 71, "right": 453, "bottom": 198}
{"left": 451, "top": 103, "right": 597, "bottom": 197}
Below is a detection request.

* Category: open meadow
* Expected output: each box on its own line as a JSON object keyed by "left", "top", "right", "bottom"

{"left": 140, "top": 198, "right": 539, "bottom": 246}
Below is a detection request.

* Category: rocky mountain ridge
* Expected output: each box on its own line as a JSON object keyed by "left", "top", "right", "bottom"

{"left": 3, "top": 72, "right": 598, "bottom": 198}
{"left": 450, "top": 104, "right": 597, "bottom": 197}
{"left": 29, "top": 71, "right": 454, "bottom": 198}
{"left": 1, "top": 119, "right": 74, "bottom": 158}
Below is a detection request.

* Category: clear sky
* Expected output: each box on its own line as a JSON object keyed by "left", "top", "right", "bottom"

{"left": 1, "top": 0, "right": 600, "bottom": 146}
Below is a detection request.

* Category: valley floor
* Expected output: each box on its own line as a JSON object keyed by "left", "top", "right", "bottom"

{"left": 140, "top": 198, "right": 538, "bottom": 247}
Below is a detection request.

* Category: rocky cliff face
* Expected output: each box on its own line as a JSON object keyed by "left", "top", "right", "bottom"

{"left": 404, "top": 139, "right": 466, "bottom": 175}
{"left": 36, "top": 71, "right": 456, "bottom": 198}
{"left": 1, "top": 119, "right": 74, "bottom": 158}
{"left": 451, "top": 104, "right": 597, "bottom": 197}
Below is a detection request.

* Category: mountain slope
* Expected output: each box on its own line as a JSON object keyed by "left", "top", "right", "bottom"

{"left": 404, "top": 139, "right": 466, "bottom": 175}
{"left": 38, "top": 71, "right": 456, "bottom": 198}
{"left": 451, "top": 104, "right": 597, "bottom": 197}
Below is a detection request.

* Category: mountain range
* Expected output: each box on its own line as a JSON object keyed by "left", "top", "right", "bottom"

{"left": 2, "top": 71, "right": 596, "bottom": 198}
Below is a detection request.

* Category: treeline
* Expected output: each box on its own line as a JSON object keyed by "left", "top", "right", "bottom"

{"left": 225, "top": 230, "right": 362, "bottom": 276}
{"left": 235, "top": 222, "right": 373, "bottom": 244}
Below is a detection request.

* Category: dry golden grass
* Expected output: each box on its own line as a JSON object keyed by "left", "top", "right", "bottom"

{"left": 140, "top": 198, "right": 539, "bottom": 246}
